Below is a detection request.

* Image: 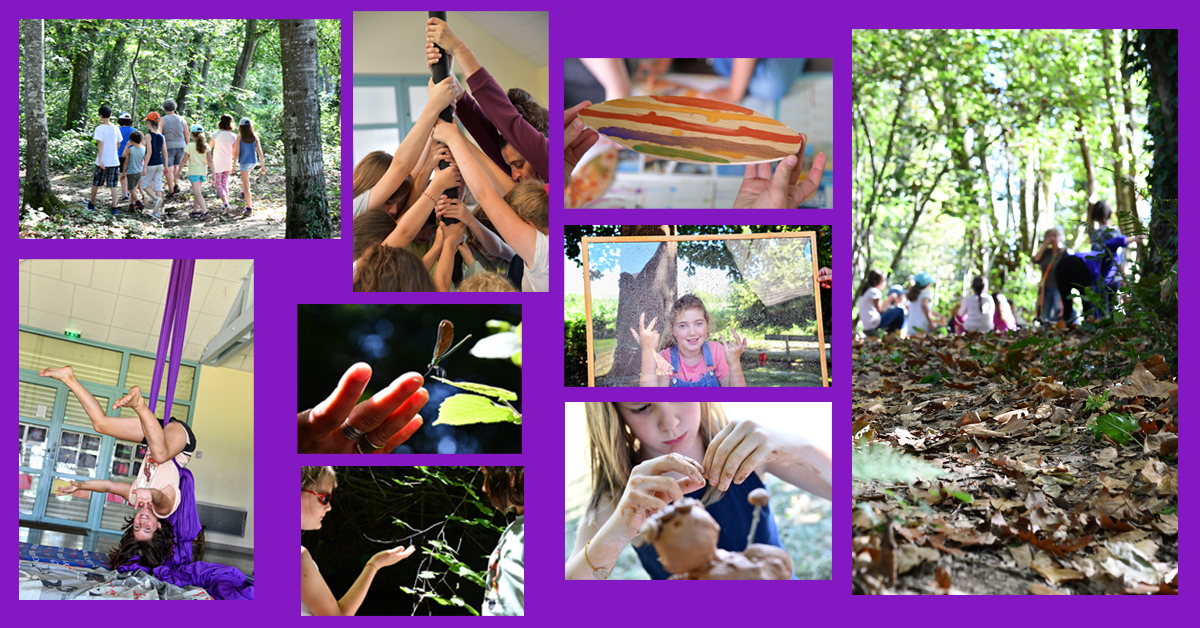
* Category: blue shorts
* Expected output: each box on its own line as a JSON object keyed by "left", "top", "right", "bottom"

{"left": 167, "top": 147, "right": 185, "bottom": 166}
{"left": 239, "top": 162, "right": 256, "bottom": 173}
{"left": 188, "top": 175, "right": 206, "bottom": 183}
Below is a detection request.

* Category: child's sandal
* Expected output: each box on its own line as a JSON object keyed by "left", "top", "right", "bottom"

{"left": 241, "top": 207, "right": 252, "bottom": 218}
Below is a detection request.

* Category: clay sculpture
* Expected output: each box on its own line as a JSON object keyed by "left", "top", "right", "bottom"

{"left": 636, "top": 493, "right": 792, "bottom": 580}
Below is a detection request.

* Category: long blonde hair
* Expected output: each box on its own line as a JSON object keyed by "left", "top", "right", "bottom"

{"left": 583, "top": 402, "right": 727, "bottom": 514}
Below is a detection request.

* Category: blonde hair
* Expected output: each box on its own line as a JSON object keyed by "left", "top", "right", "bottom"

{"left": 660, "top": 294, "right": 710, "bottom": 351}
{"left": 583, "top": 402, "right": 728, "bottom": 515}
{"left": 301, "top": 466, "right": 337, "bottom": 490}
{"left": 353, "top": 244, "right": 436, "bottom": 292}
{"left": 503, "top": 179, "right": 548, "bottom": 232}
{"left": 353, "top": 151, "right": 392, "bottom": 199}
{"left": 459, "top": 272, "right": 517, "bottom": 292}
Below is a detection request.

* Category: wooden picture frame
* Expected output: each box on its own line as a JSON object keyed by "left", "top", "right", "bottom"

{"left": 580, "top": 232, "right": 828, "bottom": 387}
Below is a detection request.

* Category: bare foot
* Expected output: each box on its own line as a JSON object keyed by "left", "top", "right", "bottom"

{"left": 38, "top": 365, "right": 75, "bottom": 382}
{"left": 113, "top": 386, "right": 145, "bottom": 411}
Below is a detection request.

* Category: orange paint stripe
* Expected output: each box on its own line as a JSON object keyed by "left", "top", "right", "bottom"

{"left": 580, "top": 109, "right": 799, "bottom": 145}
{"left": 651, "top": 95, "right": 756, "bottom": 115}
{"left": 602, "top": 99, "right": 785, "bottom": 126}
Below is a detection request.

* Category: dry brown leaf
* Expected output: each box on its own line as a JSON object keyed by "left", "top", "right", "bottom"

{"left": 957, "top": 411, "right": 981, "bottom": 426}
{"left": 1031, "top": 553, "right": 1086, "bottom": 586}
{"left": 1112, "top": 361, "right": 1178, "bottom": 399}
{"left": 962, "top": 423, "right": 1008, "bottom": 439}
{"left": 896, "top": 544, "right": 940, "bottom": 575}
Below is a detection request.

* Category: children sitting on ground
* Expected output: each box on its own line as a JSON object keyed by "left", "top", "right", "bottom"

{"left": 855, "top": 270, "right": 905, "bottom": 337}
{"left": 959, "top": 276, "right": 995, "bottom": 333}
{"left": 118, "top": 130, "right": 146, "bottom": 214}
{"left": 209, "top": 115, "right": 238, "bottom": 216}
{"left": 237, "top": 118, "right": 266, "bottom": 217}
{"left": 179, "top": 125, "right": 213, "bottom": 221}
{"left": 89, "top": 105, "right": 123, "bottom": 213}
{"left": 904, "top": 272, "right": 936, "bottom": 336}
{"left": 140, "top": 112, "right": 167, "bottom": 217}
{"left": 993, "top": 292, "right": 1018, "bottom": 333}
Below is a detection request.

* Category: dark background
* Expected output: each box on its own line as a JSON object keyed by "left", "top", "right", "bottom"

{"left": 298, "top": 304, "right": 522, "bottom": 453}
{"left": 305, "top": 466, "right": 511, "bottom": 616}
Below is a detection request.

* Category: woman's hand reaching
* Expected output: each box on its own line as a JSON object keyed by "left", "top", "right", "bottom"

{"left": 298, "top": 363, "right": 427, "bottom": 454}
{"left": 369, "top": 545, "right": 417, "bottom": 570}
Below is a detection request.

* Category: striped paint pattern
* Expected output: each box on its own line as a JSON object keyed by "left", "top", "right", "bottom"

{"left": 578, "top": 95, "right": 802, "bottom": 164}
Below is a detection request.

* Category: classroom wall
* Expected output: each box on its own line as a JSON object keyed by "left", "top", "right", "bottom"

{"left": 189, "top": 364, "right": 254, "bottom": 550}
{"left": 353, "top": 11, "right": 549, "bottom": 106}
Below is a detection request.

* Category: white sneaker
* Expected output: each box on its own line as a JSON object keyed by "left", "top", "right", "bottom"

{"left": 154, "top": 197, "right": 164, "bottom": 210}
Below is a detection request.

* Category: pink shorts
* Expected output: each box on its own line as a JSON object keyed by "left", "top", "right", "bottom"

{"left": 213, "top": 171, "right": 231, "bottom": 198}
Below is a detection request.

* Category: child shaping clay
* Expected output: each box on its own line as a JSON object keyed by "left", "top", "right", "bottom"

{"left": 630, "top": 295, "right": 747, "bottom": 387}
{"left": 568, "top": 402, "right": 831, "bottom": 580}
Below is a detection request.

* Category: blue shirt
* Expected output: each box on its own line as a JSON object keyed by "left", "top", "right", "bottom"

{"left": 633, "top": 472, "right": 796, "bottom": 579}
{"left": 118, "top": 126, "right": 134, "bottom": 158}
{"left": 238, "top": 139, "right": 258, "bottom": 165}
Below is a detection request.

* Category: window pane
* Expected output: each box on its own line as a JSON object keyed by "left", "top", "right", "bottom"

{"left": 45, "top": 479, "right": 90, "bottom": 522}
{"left": 62, "top": 393, "right": 107, "bottom": 430}
{"left": 55, "top": 429, "right": 102, "bottom": 478}
{"left": 19, "top": 332, "right": 122, "bottom": 386}
{"left": 353, "top": 86, "right": 399, "bottom": 124}
{"left": 353, "top": 128, "right": 401, "bottom": 173}
{"left": 101, "top": 438, "right": 141, "bottom": 531}
{"left": 19, "top": 474, "right": 39, "bottom": 515}
{"left": 125, "top": 355, "right": 195, "bottom": 402}
{"left": 18, "top": 381, "right": 56, "bottom": 420}
{"left": 19, "top": 422, "right": 48, "bottom": 469}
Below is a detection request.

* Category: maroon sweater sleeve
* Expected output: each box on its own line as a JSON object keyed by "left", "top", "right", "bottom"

{"left": 455, "top": 92, "right": 511, "bottom": 178}
{"left": 466, "top": 66, "right": 550, "bottom": 182}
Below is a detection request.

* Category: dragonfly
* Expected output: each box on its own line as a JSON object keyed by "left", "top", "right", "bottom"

{"left": 425, "top": 320, "right": 472, "bottom": 379}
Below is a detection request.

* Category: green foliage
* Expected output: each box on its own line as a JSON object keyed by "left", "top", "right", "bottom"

{"left": 431, "top": 378, "right": 521, "bottom": 427}
{"left": 47, "top": 129, "right": 97, "bottom": 171}
{"left": 431, "top": 377, "right": 517, "bottom": 402}
{"left": 1087, "top": 412, "right": 1140, "bottom": 446}
{"left": 853, "top": 442, "right": 945, "bottom": 483}
{"left": 564, "top": 317, "right": 589, "bottom": 387}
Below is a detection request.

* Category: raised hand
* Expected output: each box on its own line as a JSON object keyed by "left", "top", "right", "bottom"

{"left": 427, "top": 77, "right": 462, "bottom": 112}
{"left": 425, "top": 17, "right": 464, "bottom": 57}
{"left": 435, "top": 195, "right": 470, "bottom": 224}
{"left": 629, "top": 312, "right": 661, "bottom": 353}
{"left": 720, "top": 327, "right": 748, "bottom": 361}
{"left": 369, "top": 545, "right": 417, "bottom": 569}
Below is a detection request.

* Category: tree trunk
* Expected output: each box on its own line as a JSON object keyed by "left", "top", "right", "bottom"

{"left": 64, "top": 22, "right": 97, "bottom": 132}
{"left": 95, "top": 32, "right": 127, "bottom": 105}
{"left": 1100, "top": 30, "right": 1132, "bottom": 221}
{"left": 280, "top": 19, "right": 332, "bottom": 239}
{"left": 198, "top": 46, "right": 211, "bottom": 109}
{"left": 609, "top": 236, "right": 678, "bottom": 385}
{"left": 129, "top": 29, "right": 143, "bottom": 119}
{"left": 21, "top": 20, "right": 66, "bottom": 214}
{"left": 231, "top": 19, "right": 265, "bottom": 94}
{"left": 175, "top": 30, "right": 204, "bottom": 115}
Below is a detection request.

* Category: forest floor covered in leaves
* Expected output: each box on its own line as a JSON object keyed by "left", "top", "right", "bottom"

{"left": 19, "top": 162, "right": 341, "bottom": 239}
{"left": 852, "top": 327, "right": 1178, "bottom": 595}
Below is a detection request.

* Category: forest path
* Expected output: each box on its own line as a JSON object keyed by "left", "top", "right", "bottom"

{"left": 852, "top": 329, "right": 1178, "bottom": 594}
{"left": 20, "top": 166, "right": 341, "bottom": 240}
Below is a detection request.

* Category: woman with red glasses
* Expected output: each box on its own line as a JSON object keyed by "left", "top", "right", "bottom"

{"left": 301, "top": 466, "right": 415, "bottom": 615}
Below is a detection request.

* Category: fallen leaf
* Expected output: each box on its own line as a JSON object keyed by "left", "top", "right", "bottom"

{"left": 1028, "top": 583, "right": 1068, "bottom": 595}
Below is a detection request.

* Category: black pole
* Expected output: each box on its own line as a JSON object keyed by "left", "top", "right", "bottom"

{"left": 428, "top": 10, "right": 459, "bottom": 216}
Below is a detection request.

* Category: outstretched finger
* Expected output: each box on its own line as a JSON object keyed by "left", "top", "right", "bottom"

{"left": 381, "top": 414, "right": 425, "bottom": 453}
{"left": 565, "top": 101, "right": 592, "bottom": 128}
{"left": 370, "top": 387, "right": 429, "bottom": 449}
{"left": 346, "top": 372, "right": 425, "bottom": 434}
{"left": 647, "top": 316, "right": 658, "bottom": 331}
{"left": 306, "top": 363, "right": 372, "bottom": 433}
{"left": 742, "top": 164, "right": 756, "bottom": 181}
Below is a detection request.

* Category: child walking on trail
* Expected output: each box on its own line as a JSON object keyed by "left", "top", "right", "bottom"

{"left": 209, "top": 114, "right": 238, "bottom": 215}
{"left": 160, "top": 99, "right": 189, "bottom": 198}
{"left": 140, "top": 113, "right": 167, "bottom": 217}
{"left": 117, "top": 111, "right": 134, "bottom": 201}
{"left": 630, "top": 294, "right": 748, "bottom": 388}
{"left": 89, "top": 105, "right": 122, "bottom": 213}
{"left": 179, "top": 125, "right": 213, "bottom": 221}
{"left": 119, "top": 130, "right": 146, "bottom": 213}
{"left": 237, "top": 117, "right": 266, "bottom": 217}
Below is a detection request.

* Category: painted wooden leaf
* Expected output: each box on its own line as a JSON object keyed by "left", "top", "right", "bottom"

{"left": 578, "top": 95, "right": 803, "bottom": 165}
{"left": 567, "top": 147, "right": 618, "bottom": 207}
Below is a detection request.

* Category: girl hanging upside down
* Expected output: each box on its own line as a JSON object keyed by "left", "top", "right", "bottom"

{"left": 40, "top": 365, "right": 252, "bottom": 599}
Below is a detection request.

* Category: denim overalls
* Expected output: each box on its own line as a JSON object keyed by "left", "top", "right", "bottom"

{"left": 669, "top": 342, "right": 720, "bottom": 387}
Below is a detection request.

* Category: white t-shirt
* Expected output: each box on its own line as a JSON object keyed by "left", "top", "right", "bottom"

{"left": 210, "top": 130, "right": 237, "bottom": 173}
{"left": 961, "top": 293, "right": 996, "bottom": 333}
{"left": 521, "top": 231, "right": 549, "bottom": 292}
{"left": 905, "top": 287, "right": 934, "bottom": 335}
{"left": 93, "top": 124, "right": 123, "bottom": 167}
{"left": 856, "top": 286, "right": 883, "bottom": 331}
{"left": 353, "top": 190, "right": 371, "bottom": 218}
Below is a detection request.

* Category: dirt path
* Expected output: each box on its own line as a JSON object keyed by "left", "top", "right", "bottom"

{"left": 852, "top": 330, "right": 1178, "bottom": 595}
{"left": 20, "top": 166, "right": 341, "bottom": 240}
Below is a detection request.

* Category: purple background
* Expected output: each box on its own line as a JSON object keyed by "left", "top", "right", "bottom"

{"left": 12, "top": 1, "right": 1194, "bottom": 619}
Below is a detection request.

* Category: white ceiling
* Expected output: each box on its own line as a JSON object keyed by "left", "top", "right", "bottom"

{"left": 19, "top": 259, "right": 254, "bottom": 373}
{"left": 459, "top": 11, "right": 548, "bottom": 67}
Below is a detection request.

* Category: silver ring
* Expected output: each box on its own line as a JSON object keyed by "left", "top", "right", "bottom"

{"left": 354, "top": 440, "right": 367, "bottom": 454}
{"left": 340, "top": 422, "right": 367, "bottom": 441}
{"left": 361, "top": 434, "right": 386, "bottom": 451}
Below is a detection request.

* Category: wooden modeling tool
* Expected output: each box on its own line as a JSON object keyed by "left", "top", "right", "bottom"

{"left": 577, "top": 95, "right": 803, "bottom": 165}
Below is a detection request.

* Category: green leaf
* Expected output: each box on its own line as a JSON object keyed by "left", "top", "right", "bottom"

{"left": 485, "top": 319, "right": 512, "bottom": 333}
{"left": 853, "top": 442, "right": 945, "bottom": 483}
{"left": 1089, "top": 412, "right": 1139, "bottom": 445}
{"left": 434, "top": 394, "right": 521, "bottom": 426}
{"left": 430, "top": 376, "right": 518, "bottom": 401}
{"left": 920, "top": 372, "right": 943, "bottom": 384}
